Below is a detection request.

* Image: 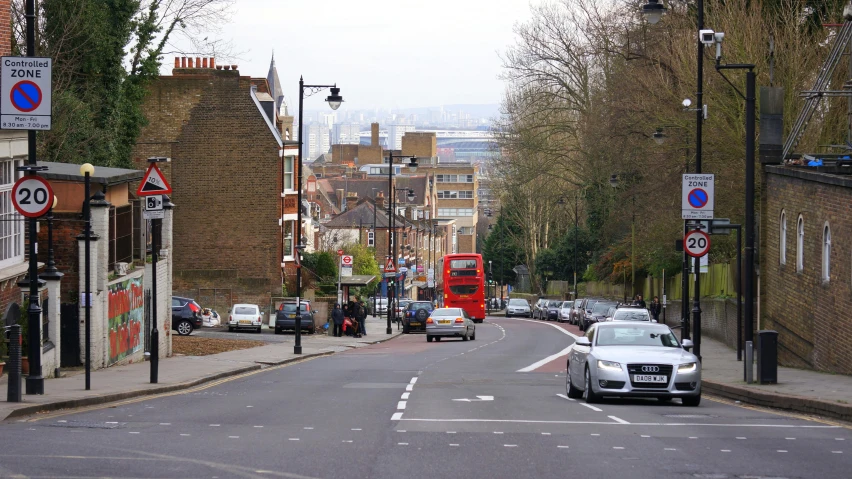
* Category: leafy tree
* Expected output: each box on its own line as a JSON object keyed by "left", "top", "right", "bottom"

{"left": 345, "top": 243, "right": 380, "bottom": 298}
{"left": 482, "top": 214, "right": 522, "bottom": 286}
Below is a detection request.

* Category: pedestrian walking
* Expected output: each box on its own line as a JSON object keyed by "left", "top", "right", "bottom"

{"left": 358, "top": 300, "right": 368, "bottom": 336}
{"left": 331, "top": 303, "right": 344, "bottom": 337}
{"left": 636, "top": 294, "right": 647, "bottom": 309}
{"left": 649, "top": 296, "right": 662, "bottom": 323}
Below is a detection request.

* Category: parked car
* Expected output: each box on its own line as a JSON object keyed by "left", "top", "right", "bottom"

{"left": 559, "top": 301, "right": 574, "bottom": 323}
{"left": 579, "top": 299, "right": 603, "bottom": 331}
{"left": 506, "top": 298, "right": 532, "bottom": 318}
{"left": 584, "top": 301, "right": 618, "bottom": 330}
{"left": 171, "top": 296, "right": 203, "bottom": 336}
{"left": 228, "top": 304, "right": 264, "bottom": 333}
{"left": 425, "top": 307, "right": 476, "bottom": 342}
{"left": 395, "top": 299, "right": 413, "bottom": 318}
{"left": 375, "top": 297, "right": 389, "bottom": 315}
{"left": 544, "top": 300, "right": 563, "bottom": 321}
{"left": 610, "top": 307, "right": 653, "bottom": 322}
{"left": 565, "top": 322, "right": 701, "bottom": 406}
{"left": 275, "top": 301, "right": 315, "bottom": 334}
{"left": 403, "top": 301, "right": 434, "bottom": 334}
{"left": 532, "top": 298, "right": 549, "bottom": 320}
{"left": 569, "top": 299, "right": 587, "bottom": 325}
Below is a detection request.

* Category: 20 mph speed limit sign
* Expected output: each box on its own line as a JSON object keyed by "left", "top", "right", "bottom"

{"left": 684, "top": 229, "right": 711, "bottom": 258}
{"left": 12, "top": 175, "right": 53, "bottom": 217}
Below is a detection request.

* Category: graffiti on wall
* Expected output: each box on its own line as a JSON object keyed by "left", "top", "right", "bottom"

{"left": 108, "top": 276, "right": 144, "bottom": 365}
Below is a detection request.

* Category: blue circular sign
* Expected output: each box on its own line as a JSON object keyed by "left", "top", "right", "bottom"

{"left": 688, "top": 188, "right": 709, "bottom": 208}
{"left": 10, "top": 80, "right": 42, "bottom": 112}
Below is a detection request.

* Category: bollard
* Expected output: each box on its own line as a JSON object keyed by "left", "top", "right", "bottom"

{"left": 745, "top": 341, "right": 754, "bottom": 384}
{"left": 6, "top": 325, "right": 21, "bottom": 402}
{"left": 150, "top": 327, "right": 159, "bottom": 384}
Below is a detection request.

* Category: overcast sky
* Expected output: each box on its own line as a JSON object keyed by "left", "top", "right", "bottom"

{"left": 217, "top": 0, "right": 538, "bottom": 111}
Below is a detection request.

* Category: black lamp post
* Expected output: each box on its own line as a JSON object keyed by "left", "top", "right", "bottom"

{"left": 386, "top": 153, "right": 417, "bottom": 334}
{"left": 296, "top": 78, "right": 342, "bottom": 354}
{"left": 643, "top": 0, "right": 705, "bottom": 352}
{"left": 80, "top": 162, "right": 95, "bottom": 390}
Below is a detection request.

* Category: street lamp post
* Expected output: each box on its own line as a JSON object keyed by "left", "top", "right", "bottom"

{"left": 643, "top": 0, "right": 704, "bottom": 351}
{"left": 609, "top": 174, "right": 636, "bottom": 300}
{"left": 386, "top": 152, "right": 417, "bottom": 334}
{"left": 296, "top": 77, "right": 343, "bottom": 354}
{"left": 80, "top": 162, "right": 95, "bottom": 391}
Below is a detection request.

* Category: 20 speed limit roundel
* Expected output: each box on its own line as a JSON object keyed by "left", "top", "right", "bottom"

{"left": 12, "top": 175, "right": 54, "bottom": 218}
{"left": 684, "top": 229, "right": 710, "bottom": 258}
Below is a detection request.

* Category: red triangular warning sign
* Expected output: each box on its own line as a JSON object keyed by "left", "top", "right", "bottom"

{"left": 136, "top": 163, "right": 172, "bottom": 196}
{"left": 384, "top": 257, "right": 396, "bottom": 273}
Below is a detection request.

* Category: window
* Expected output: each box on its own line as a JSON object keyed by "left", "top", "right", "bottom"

{"left": 823, "top": 222, "right": 831, "bottom": 282}
{"left": 437, "top": 208, "right": 474, "bottom": 217}
{"left": 458, "top": 227, "right": 473, "bottom": 235}
{"left": 284, "top": 156, "right": 294, "bottom": 191}
{"left": 0, "top": 158, "right": 23, "bottom": 269}
{"left": 367, "top": 230, "right": 375, "bottom": 247}
{"left": 283, "top": 220, "right": 294, "bottom": 259}
{"left": 796, "top": 215, "right": 804, "bottom": 272}
{"left": 779, "top": 210, "right": 786, "bottom": 265}
{"left": 437, "top": 190, "right": 474, "bottom": 199}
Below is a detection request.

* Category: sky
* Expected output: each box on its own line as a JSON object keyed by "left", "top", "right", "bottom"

{"left": 206, "top": 0, "right": 538, "bottom": 111}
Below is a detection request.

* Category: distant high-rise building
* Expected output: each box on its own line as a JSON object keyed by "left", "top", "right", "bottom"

{"left": 333, "top": 123, "right": 361, "bottom": 145}
{"left": 388, "top": 124, "right": 415, "bottom": 150}
{"left": 302, "top": 122, "right": 331, "bottom": 161}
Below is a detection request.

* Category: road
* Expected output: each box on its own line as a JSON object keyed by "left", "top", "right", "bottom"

{"left": 0, "top": 316, "right": 848, "bottom": 478}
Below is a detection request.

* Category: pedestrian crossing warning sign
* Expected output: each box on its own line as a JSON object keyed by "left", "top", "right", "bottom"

{"left": 136, "top": 163, "right": 172, "bottom": 196}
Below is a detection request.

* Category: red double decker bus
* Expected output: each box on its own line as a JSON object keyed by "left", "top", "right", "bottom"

{"left": 435, "top": 253, "right": 486, "bottom": 323}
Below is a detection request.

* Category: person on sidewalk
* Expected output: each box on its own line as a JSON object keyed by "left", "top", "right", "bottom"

{"left": 358, "top": 300, "right": 368, "bottom": 336}
{"left": 332, "top": 303, "right": 344, "bottom": 337}
{"left": 649, "top": 296, "right": 662, "bottom": 322}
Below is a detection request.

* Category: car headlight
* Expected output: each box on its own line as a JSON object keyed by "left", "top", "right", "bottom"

{"left": 597, "top": 360, "right": 622, "bottom": 371}
{"left": 678, "top": 362, "right": 697, "bottom": 373}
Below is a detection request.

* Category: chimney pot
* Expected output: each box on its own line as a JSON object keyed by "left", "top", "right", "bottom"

{"left": 224, "top": 65, "right": 231, "bottom": 70}
{"left": 174, "top": 57, "right": 180, "bottom": 68}
{"left": 188, "top": 57, "right": 194, "bottom": 68}
{"left": 181, "top": 57, "right": 187, "bottom": 68}
{"left": 196, "top": 57, "right": 201, "bottom": 68}
{"left": 210, "top": 58, "right": 216, "bottom": 69}
{"left": 202, "top": 58, "right": 208, "bottom": 68}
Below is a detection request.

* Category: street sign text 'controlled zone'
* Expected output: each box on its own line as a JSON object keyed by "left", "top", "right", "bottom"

{"left": 1, "top": 57, "right": 52, "bottom": 130}
{"left": 682, "top": 174, "right": 714, "bottom": 220}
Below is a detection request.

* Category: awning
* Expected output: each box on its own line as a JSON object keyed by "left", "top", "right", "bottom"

{"left": 339, "top": 275, "right": 377, "bottom": 287}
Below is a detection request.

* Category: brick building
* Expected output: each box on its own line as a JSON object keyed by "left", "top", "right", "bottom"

{"left": 132, "top": 57, "right": 299, "bottom": 306}
{"left": 760, "top": 163, "right": 852, "bottom": 375}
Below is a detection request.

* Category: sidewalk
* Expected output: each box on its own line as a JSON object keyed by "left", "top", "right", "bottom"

{"left": 0, "top": 315, "right": 401, "bottom": 421}
{"left": 700, "top": 336, "right": 852, "bottom": 422}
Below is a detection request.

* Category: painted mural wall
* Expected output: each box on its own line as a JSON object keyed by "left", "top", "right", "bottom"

{"left": 108, "top": 275, "right": 144, "bottom": 365}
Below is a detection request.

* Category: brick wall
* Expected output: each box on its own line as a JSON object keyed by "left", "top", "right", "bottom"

{"left": 402, "top": 132, "right": 437, "bottom": 157}
{"left": 132, "top": 62, "right": 283, "bottom": 306}
{"left": 761, "top": 166, "right": 852, "bottom": 375}
{"left": 0, "top": 0, "right": 10, "bottom": 57}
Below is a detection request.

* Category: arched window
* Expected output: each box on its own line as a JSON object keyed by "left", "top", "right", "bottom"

{"left": 823, "top": 222, "right": 831, "bottom": 282}
{"left": 796, "top": 215, "right": 804, "bottom": 272}
{"left": 779, "top": 210, "right": 787, "bottom": 265}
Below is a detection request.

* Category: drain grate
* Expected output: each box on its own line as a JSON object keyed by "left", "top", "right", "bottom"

{"left": 49, "top": 421, "right": 126, "bottom": 429}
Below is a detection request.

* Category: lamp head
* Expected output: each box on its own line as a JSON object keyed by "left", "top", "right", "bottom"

{"left": 406, "top": 189, "right": 415, "bottom": 202}
{"left": 609, "top": 174, "right": 619, "bottom": 188}
{"left": 326, "top": 86, "right": 343, "bottom": 111}
{"left": 653, "top": 128, "right": 666, "bottom": 145}
{"left": 408, "top": 157, "right": 418, "bottom": 172}
{"left": 641, "top": 0, "right": 666, "bottom": 24}
{"left": 80, "top": 163, "right": 95, "bottom": 176}
{"left": 682, "top": 98, "right": 692, "bottom": 108}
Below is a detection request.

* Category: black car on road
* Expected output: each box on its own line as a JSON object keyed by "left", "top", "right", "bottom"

{"left": 172, "top": 296, "right": 203, "bottom": 336}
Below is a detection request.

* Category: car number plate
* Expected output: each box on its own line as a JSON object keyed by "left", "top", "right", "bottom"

{"left": 633, "top": 375, "right": 667, "bottom": 383}
{"left": 438, "top": 320, "right": 451, "bottom": 324}
{"left": 239, "top": 320, "right": 251, "bottom": 325}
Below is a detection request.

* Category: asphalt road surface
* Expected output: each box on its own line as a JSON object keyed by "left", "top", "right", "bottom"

{"left": 0, "top": 316, "right": 848, "bottom": 478}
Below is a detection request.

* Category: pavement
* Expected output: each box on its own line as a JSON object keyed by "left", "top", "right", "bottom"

{"left": 0, "top": 315, "right": 401, "bottom": 421}
{"left": 0, "top": 315, "right": 847, "bottom": 479}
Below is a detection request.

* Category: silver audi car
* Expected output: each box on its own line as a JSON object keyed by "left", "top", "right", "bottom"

{"left": 565, "top": 322, "right": 701, "bottom": 406}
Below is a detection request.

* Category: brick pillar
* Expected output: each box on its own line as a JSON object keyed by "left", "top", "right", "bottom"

{"left": 0, "top": 0, "right": 11, "bottom": 57}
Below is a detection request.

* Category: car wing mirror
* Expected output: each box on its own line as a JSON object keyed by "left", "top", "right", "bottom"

{"left": 574, "top": 337, "right": 591, "bottom": 347}
{"left": 682, "top": 339, "right": 694, "bottom": 350}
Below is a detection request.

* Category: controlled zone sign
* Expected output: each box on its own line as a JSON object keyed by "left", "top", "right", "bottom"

{"left": 1, "top": 57, "right": 52, "bottom": 130}
{"left": 137, "top": 163, "right": 172, "bottom": 196}
{"left": 684, "top": 229, "right": 711, "bottom": 258}
{"left": 12, "top": 175, "right": 53, "bottom": 218}
{"left": 682, "top": 174, "right": 714, "bottom": 220}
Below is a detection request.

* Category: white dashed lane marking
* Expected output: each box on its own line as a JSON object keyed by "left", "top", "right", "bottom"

{"left": 664, "top": 448, "right": 677, "bottom": 451}
{"left": 609, "top": 416, "right": 629, "bottom": 424}
{"left": 391, "top": 413, "right": 404, "bottom": 420}
{"left": 397, "top": 401, "right": 407, "bottom": 410}
{"left": 579, "top": 403, "right": 602, "bottom": 412}
{"left": 410, "top": 377, "right": 418, "bottom": 384}
{"left": 401, "top": 393, "right": 410, "bottom": 400}
{"left": 398, "top": 442, "right": 408, "bottom": 446}
{"left": 557, "top": 445, "right": 570, "bottom": 449}
{"left": 449, "top": 444, "right": 459, "bottom": 447}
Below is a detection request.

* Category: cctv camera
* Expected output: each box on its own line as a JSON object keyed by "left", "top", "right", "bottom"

{"left": 699, "top": 29, "right": 715, "bottom": 45}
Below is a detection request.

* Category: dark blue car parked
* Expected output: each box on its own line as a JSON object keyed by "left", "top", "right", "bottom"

{"left": 403, "top": 301, "right": 434, "bottom": 334}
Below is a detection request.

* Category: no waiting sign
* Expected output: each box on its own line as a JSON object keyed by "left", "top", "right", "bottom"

{"left": 1, "top": 57, "right": 52, "bottom": 131}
